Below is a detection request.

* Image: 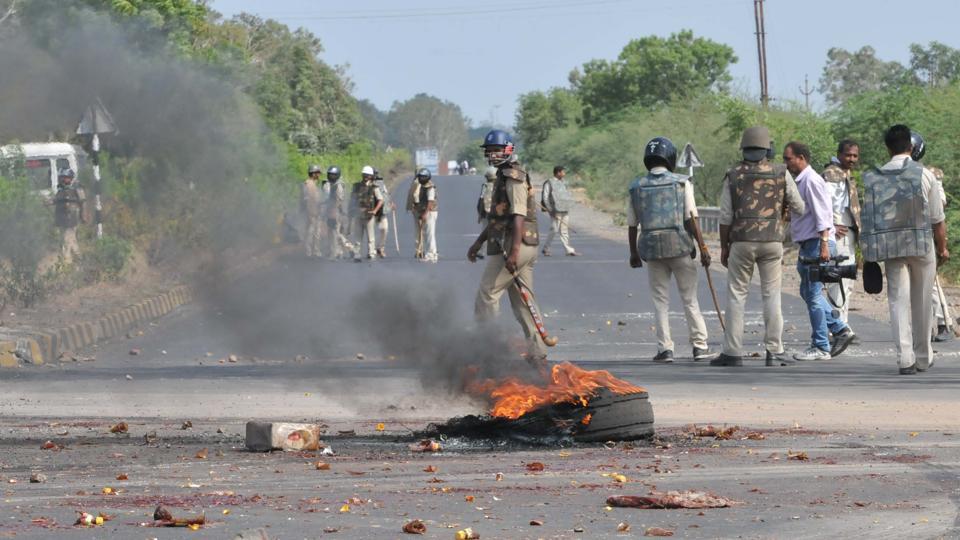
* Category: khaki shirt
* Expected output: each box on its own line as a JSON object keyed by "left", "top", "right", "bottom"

{"left": 507, "top": 175, "right": 528, "bottom": 216}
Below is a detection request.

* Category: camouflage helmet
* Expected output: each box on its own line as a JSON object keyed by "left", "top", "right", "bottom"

{"left": 740, "top": 126, "right": 771, "bottom": 149}
{"left": 910, "top": 131, "right": 926, "bottom": 162}
{"left": 307, "top": 164, "right": 323, "bottom": 175}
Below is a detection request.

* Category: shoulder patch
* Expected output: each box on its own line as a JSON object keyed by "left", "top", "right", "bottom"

{"left": 501, "top": 167, "right": 526, "bottom": 181}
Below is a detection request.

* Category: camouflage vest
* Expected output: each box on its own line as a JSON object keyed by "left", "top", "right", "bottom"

{"left": 860, "top": 160, "right": 932, "bottom": 262}
{"left": 728, "top": 160, "right": 787, "bottom": 243}
{"left": 353, "top": 181, "right": 377, "bottom": 213}
{"left": 53, "top": 186, "right": 83, "bottom": 228}
{"left": 414, "top": 181, "right": 437, "bottom": 213}
{"left": 822, "top": 163, "right": 861, "bottom": 230}
{"left": 491, "top": 163, "right": 539, "bottom": 248}
{"left": 629, "top": 171, "right": 694, "bottom": 260}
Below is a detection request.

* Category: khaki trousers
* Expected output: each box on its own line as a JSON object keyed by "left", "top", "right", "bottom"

{"left": 474, "top": 242, "right": 547, "bottom": 357}
{"left": 304, "top": 216, "right": 323, "bottom": 257}
{"left": 885, "top": 251, "right": 936, "bottom": 369}
{"left": 376, "top": 215, "right": 389, "bottom": 252}
{"left": 413, "top": 214, "right": 424, "bottom": 257}
{"left": 646, "top": 255, "right": 708, "bottom": 352}
{"left": 61, "top": 226, "right": 80, "bottom": 264}
{"left": 325, "top": 218, "right": 351, "bottom": 259}
{"left": 352, "top": 216, "right": 376, "bottom": 258}
{"left": 932, "top": 279, "right": 946, "bottom": 326}
{"left": 723, "top": 241, "right": 784, "bottom": 356}
{"left": 545, "top": 213, "right": 574, "bottom": 254}
{"left": 422, "top": 211, "right": 438, "bottom": 260}
{"left": 826, "top": 230, "right": 856, "bottom": 324}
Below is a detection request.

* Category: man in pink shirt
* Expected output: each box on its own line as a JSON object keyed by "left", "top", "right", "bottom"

{"left": 784, "top": 141, "right": 855, "bottom": 361}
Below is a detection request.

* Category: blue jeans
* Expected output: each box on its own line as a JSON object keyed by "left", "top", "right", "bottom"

{"left": 797, "top": 239, "right": 848, "bottom": 351}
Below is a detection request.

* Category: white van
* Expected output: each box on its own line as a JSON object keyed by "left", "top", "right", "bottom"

{"left": 0, "top": 142, "right": 85, "bottom": 198}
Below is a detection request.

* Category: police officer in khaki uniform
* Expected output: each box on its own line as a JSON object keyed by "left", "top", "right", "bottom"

{"left": 321, "top": 166, "right": 351, "bottom": 259}
{"left": 862, "top": 125, "right": 948, "bottom": 374}
{"left": 468, "top": 130, "right": 548, "bottom": 367}
{"left": 350, "top": 165, "right": 383, "bottom": 261}
{"left": 51, "top": 168, "right": 86, "bottom": 264}
{"left": 715, "top": 126, "right": 805, "bottom": 367}
{"left": 301, "top": 164, "right": 324, "bottom": 258}
{"left": 411, "top": 168, "right": 439, "bottom": 262}
{"left": 909, "top": 132, "right": 952, "bottom": 342}
{"left": 409, "top": 169, "right": 432, "bottom": 259}
{"left": 472, "top": 166, "right": 498, "bottom": 260}
{"left": 628, "top": 137, "right": 712, "bottom": 363}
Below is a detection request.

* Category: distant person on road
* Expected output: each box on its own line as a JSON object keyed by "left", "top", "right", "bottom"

{"left": 49, "top": 168, "right": 86, "bottom": 264}
{"left": 411, "top": 168, "right": 439, "bottom": 263}
{"left": 468, "top": 129, "right": 548, "bottom": 372}
{"left": 716, "top": 126, "right": 805, "bottom": 367}
{"left": 322, "top": 166, "right": 352, "bottom": 259}
{"left": 909, "top": 132, "right": 952, "bottom": 342}
{"left": 409, "top": 169, "right": 431, "bottom": 259}
{"left": 461, "top": 160, "right": 469, "bottom": 176}
{"left": 300, "top": 164, "right": 325, "bottom": 259}
{"left": 628, "top": 137, "right": 712, "bottom": 363}
{"left": 861, "top": 125, "right": 948, "bottom": 374}
{"left": 473, "top": 165, "right": 498, "bottom": 260}
{"left": 350, "top": 165, "right": 383, "bottom": 262}
{"left": 784, "top": 141, "right": 855, "bottom": 361}
{"left": 373, "top": 169, "right": 394, "bottom": 258}
{"left": 540, "top": 165, "right": 578, "bottom": 257}
{"left": 822, "top": 140, "right": 861, "bottom": 337}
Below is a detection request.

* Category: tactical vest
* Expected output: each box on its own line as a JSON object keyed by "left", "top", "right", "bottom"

{"left": 414, "top": 182, "right": 437, "bottom": 213}
{"left": 374, "top": 180, "right": 392, "bottom": 217}
{"left": 728, "top": 161, "right": 787, "bottom": 243}
{"left": 543, "top": 178, "right": 573, "bottom": 213}
{"left": 860, "top": 160, "right": 932, "bottom": 262}
{"left": 53, "top": 186, "right": 83, "bottom": 228}
{"left": 490, "top": 164, "right": 539, "bottom": 248}
{"left": 629, "top": 172, "right": 694, "bottom": 260}
{"left": 322, "top": 181, "right": 344, "bottom": 220}
{"left": 353, "top": 181, "right": 377, "bottom": 213}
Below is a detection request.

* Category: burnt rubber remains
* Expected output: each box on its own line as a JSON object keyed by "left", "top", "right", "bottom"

{"left": 426, "top": 388, "right": 654, "bottom": 445}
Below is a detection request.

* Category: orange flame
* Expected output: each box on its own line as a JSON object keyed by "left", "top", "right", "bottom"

{"left": 468, "top": 362, "right": 645, "bottom": 420}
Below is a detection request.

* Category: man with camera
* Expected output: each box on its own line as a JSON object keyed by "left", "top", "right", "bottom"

{"left": 861, "top": 125, "right": 948, "bottom": 375}
{"left": 783, "top": 142, "right": 856, "bottom": 361}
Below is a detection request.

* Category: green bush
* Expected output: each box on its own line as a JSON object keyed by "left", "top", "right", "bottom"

{"left": 0, "top": 167, "right": 56, "bottom": 307}
{"left": 80, "top": 235, "right": 132, "bottom": 282}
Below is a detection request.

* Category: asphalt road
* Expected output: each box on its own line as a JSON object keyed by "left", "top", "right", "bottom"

{"left": 2, "top": 174, "right": 959, "bottom": 538}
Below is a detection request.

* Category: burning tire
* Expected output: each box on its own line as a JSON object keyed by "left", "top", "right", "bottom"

{"left": 573, "top": 388, "right": 654, "bottom": 442}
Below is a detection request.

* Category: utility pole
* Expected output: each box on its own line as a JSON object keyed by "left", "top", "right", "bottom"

{"left": 799, "top": 74, "right": 814, "bottom": 111}
{"left": 753, "top": 0, "right": 769, "bottom": 110}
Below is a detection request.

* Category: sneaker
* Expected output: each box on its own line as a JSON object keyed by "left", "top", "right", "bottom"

{"left": 710, "top": 353, "right": 742, "bottom": 367}
{"left": 899, "top": 364, "right": 917, "bottom": 375}
{"left": 766, "top": 350, "right": 796, "bottom": 366}
{"left": 541, "top": 249, "right": 552, "bottom": 257}
{"left": 933, "top": 325, "right": 951, "bottom": 342}
{"left": 830, "top": 328, "right": 856, "bottom": 357}
{"left": 692, "top": 347, "right": 714, "bottom": 361}
{"left": 794, "top": 347, "right": 831, "bottom": 361}
{"left": 652, "top": 350, "right": 674, "bottom": 364}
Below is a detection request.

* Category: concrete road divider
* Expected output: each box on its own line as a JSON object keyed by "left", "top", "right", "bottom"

{"left": 0, "top": 285, "right": 194, "bottom": 368}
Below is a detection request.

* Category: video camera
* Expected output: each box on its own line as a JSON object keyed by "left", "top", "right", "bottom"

{"left": 799, "top": 254, "right": 857, "bottom": 284}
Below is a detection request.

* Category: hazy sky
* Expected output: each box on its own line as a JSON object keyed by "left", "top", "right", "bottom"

{"left": 211, "top": 0, "right": 960, "bottom": 127}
